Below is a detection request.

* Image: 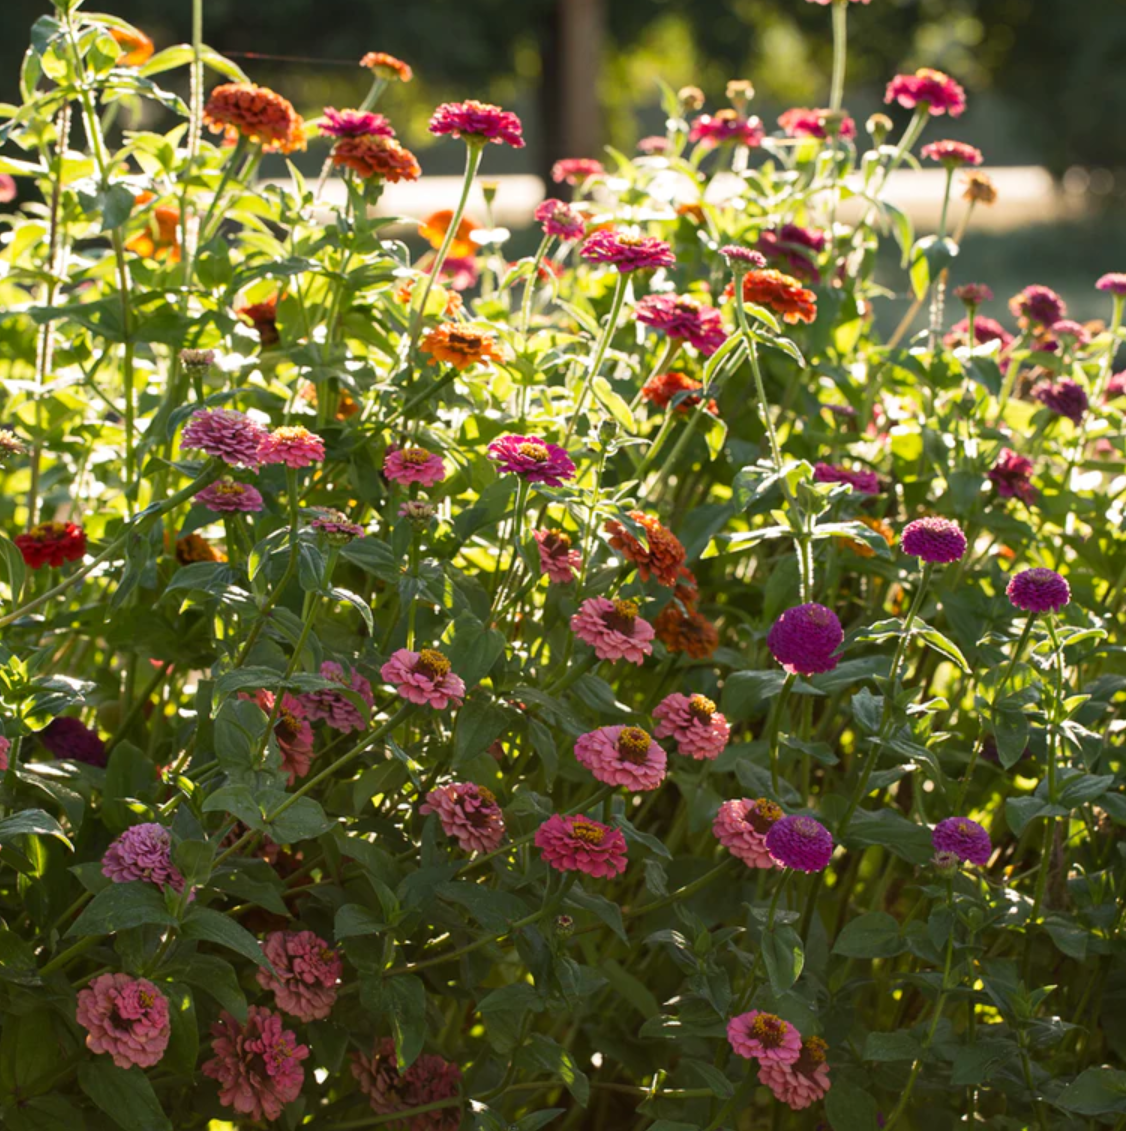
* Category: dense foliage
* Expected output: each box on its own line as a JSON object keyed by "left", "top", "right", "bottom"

{"left": 0, "top": 2, "right": 1123, "bottom": 1130}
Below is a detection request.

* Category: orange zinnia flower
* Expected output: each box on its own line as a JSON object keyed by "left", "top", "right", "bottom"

{"left": 604, "top": 511, "right": 686, "bottom": 587}
{"left": 837, "top": 515, "right": 895, "bottom": 559}
{"left": 419, "top": 210, "right": 481, "bottom": 259}
{"left": 360, "top": 52, "right": 413, "bottom": 83}
{"left": 124, "top": 192, "right": 181, "bottom": 262}
{"left": 175, "top": 533, "right": 226, "bottom": 565}
{"left": 640, "top": 371, "right": 718, "bottom": 416}
{"left": 654, "top": 604, "right": 719, "bottom": 659}
{"left": 234, "top": 293, "right": 281, "bottom": 347}
{"left": 726, "top": 268, "right": 817, "bottom": 325}
{"left": 111, "top": 26, "right": 154, "bottom": 67}
{"left": 420, "top": 324, "right": 504, "bottom": 371}
{"left": 394, "top": 278, "right": 463, "bottom": 317}
{"left": 203, "top": 83, "right": 306, "bottom": 154}
{"left": 331, "top": 135, "right": 420, "bottom": 182}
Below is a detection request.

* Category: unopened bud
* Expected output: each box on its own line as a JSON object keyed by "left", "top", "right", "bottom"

{"left": 932, "top": 850, "right": 961, "bottom": 877}
{"left": 398, "top": 500, "right": 435, "bottom": 526}
{"left": 179, "top": 348, "right": 216, "bottom": 373}
{"left": 866, "top": 113, "right": 892, "bottom": 145}
{"left": 554, "top": 914, "right": 575, "bottom": 938}
{"left": 677, "top": 86, "right": 705, "bottom": 112}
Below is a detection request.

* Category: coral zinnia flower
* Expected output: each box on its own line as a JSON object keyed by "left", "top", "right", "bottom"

{"left": 758, "top": 1037, "right": 832, "bottom": 1110}
{"left": 580, "top": 229, "right": 676, "bottom": 273}
{"left": 421, "top": 324, "right": 505, "bottom": 370}
{"left": 712, "top": 798, "right": 782, "bottom": 868}
{"left": 381, "top": 649, "right": 466, "bottom": 710}
{"left": 533, "top": 529, "right": 582, "bottom": 584}
{"left": 654, "top": 605, "right": 719, "bottom": 659}
{"left": 653, "top": 692, "right": 730, "bottom": 760}
{"left": 332, "top": 135, "right": 420, "bottom": 182}
{"left": 728, "top": 1011, "right": 803, "bottom": 1064}
{"left": 551, "top": 158, "right": 604, "bottom": 185}
{"left": 256, "top": 931, "right": 341, "bottom": 1022}
{"left": 111, "top": 26, "right": 154, "bottom": 67}
{"left": 604, "top": 511, "right": 686, "bottom": 587}
{"left": 77, "top": 974, "right": 170, "bottom": 1070}
{"left": 641, "top": 371, "right": 718, "bottom": 416}
{"left": 234, "top": 293, "right": 281, "bottom": 347}
{"left": 256, "top": 425, "right": 325, "bottom": 469}
{"left": 635, "top": 293, "right": 728, "bottom": 356}
{"left": 778, "top": 107, "right": 856, "bottom": 140}
{"left": 359, "top": 52, "right": 413, "bottom": 83}
{"left": 921, "top": 139, "right": 983, "bottom": 167}
{"left": 574, "top": 725, "right": 667, "bottom": 792}
{"left": 204, "top": 83, "right": 306, "bottom": 153}
{"left": 319, "top": 108, "right": 394, "bottom": 139}
{"left": 125, "top": 192, "right": 181, "bottom": 262}
{"left": 487, "top": 434, "right": 576, "bottom": 486}
{"left": 571, "top": 597, "right": 655, "bottom": 664}
{"left": 725, "top": 269, "right": 817, "bottom": 325}
{"left": 535, "top": 813, "right": 628, "bottom": 878}
{"left": 383, "top": 446, "right": 447, "bottom": 487}
{"left": 15, "top": 521, "right": 86, "bottom": 569}
{"left": 884, "top": 68, "right": 967, "bottom": 117}
{"left": 429, "top": 100, "right": 525, "bottom": 148}
{"left": 689, "top": 110, "right": 764, "bottom": 148}
{"left": 419, "top": 210, "right": 481, "bottom": 258}
{"left": 422, "top": 782, "right": 505, "bottom": 853}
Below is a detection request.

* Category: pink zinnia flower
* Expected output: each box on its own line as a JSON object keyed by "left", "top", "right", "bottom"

{"left": 421, "top": 781, "right": 505, "bottom": 852}
{"left": 381, "top": 648, "right": 466, "bottom": 710}
{"left": 652, "top": 692, "right": 730, "bottom": 760}
{"left": 1009, "top": 284, "right": 1066, "bottom": 328}
{"left": 932, "top": 816, "right": 991, "bottom": 865}
{"left": 988, "top": 448, "right": 1036, "bottom": 504}
{"left": 301, "top": 661, "right": 374, "bottom": 732}
{"left": 766, "top": 814, "right": 834, "bottom": 873}
{"left": 0, "top": 736, "right": 9, "bottom": 772}
{"left": 202, "top": 1006, "right": 308, "bottom": 1123}
{"left": 310, "top": 510, "right": 365, "bottom": 541}
{"left": 535, "top": 198, "right": 585, "bottom": 241}
{"left": 551, "top": 158, "right": 604, "bottom": 185}
{"left": 757, "top": 224, "right": 828, "bottom": 283}
{"left": 383, "top": 446, "right": 447, "bottom": 487}
{"left": 767, "top": 604, "right": 843, "bottom": 676}
{"left": 240, "top": 690, "right": 314, "bottom": 784}
{"left": 574, "top": 725, "right": 667, "bottom": 792}
{"left": 637, "top": 135, "right": 670, "bottom": 154}
{"left": 1046, "top": 320, "right": 1092, "bottom": 350}
{"left": 487, "top": 434, "right": 576, "bottom": 486}
{"left": 1006, "top": 567, "right": 1070, "bottom": 614}
{"left": 181, "top": 409, "right": 268, "bottom": 468}
{"left": 76, "top": 974, "right": 170, "bottom": 1070}
{"left": 320, "top": 107, "right": 394, "bottom": 138}
{"left": 429, "top": 100, "right": 524, "bottom": 148}
{"left": 351, "top": 1038, "right": 462, "bottom": 1129}
{"left": 884, "top": 69, "right": 967, "bottom": 117}
{"left": 727, "top": 1010, "right": 803, "bottom": 1064}
{"left": 634, "top": 293, "right": 727, "bottom": 356}
{"left": 758, "top": 1037, "right": 832, "bottom": 1110}
{"left": 813, "top": 462, "right": 879, "bottom": 495}
{"left": 0, "top": 175, "right": 15, "bottom": 203}
{"left": 920, "top": 139, "right": 983, "bottom": 167}
{"left": 533, "top": 529, "right": 582, "bottom": 584}
{"left": 570, "top": 597, "right": 655, "bottom": 664}
{"left": 1096, "top": 273, "right": 1126, "bottom": 296}
{"left": 777, "top": 107, "right": 856, "bottom": 140}
{"left": 712, "top": 797, "right": 783, "bottom": 869}
{"left": 535, "top": 813, "right": 628, "bottom": 879}
{"left": 720, "top": 245, "right": 767, "bottom": 269}
{"left": 900, "top": 517, "right": 968, "bottom": 564}
{"left": 1034, "top": 378, "right": 1088, "bottom": 424}
{"left": 195, "top": 479, "right": 265, "bottom": 513}
{"left": 257, "top": 425, "right": 325, "bottom": 468}
{"left": 39, "top": 716, "right": 106, "bottom": 766}
{"left": 102, "top": 823, "right": 186, "bottom": 894}
{"left": 953, "top": 283, "right": 993, "bottom": 307}
{"left": 256, "top": 931, "right": 342, "bottom": 1022}
{"left": 1107, "top": 371, "right": 1126, "bottom": 400}
{"left": 580, "top": 229, "right": 675, "bottom": 273}
{"left": 944, "top": 315, "right": 1012, "bottom": 351}
{"left": 689, "top": 111, "right": 764, "bottom": 148}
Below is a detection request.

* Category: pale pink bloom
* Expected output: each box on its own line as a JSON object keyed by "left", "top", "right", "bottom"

{"left": 570, "top": 597, "right": 654, "bottom": 664}
{"left": 301, "top": 661, "right": 374, "bottom": 732}
{"left": 256, "top": 930, "right": 342, "bottom": 1022}
{"left": 421, "top": 782, "right": 506, "bottom": 852}
{"left": 712, "top": 798, "right": 782, "bottom": 869}
{"left": 76, "top": 974, "right": 170, "bottom": 1070}
{"left": 240, "top": 689, "right": 314, "bottom": 784}
{"left": 351, "top": 1037, "right": 462, "bottom": 1129}
{"left": 381, "top": 648, "right": 466, "bottom": 710}
{"left": 533, "top": 529, "right": 582, "bottom": 584}
{"left": 202, "top": 1006, "right": 309, "bottom": 1123}
{"left": 757, "top": 1037, "right": 832, "bottom": 1110}
{"left": 652, "top": 692, "right": 730, "bottom": 760}
{"left": 0, "top": 736, "right": 8, "bottom": 772}
{"left": 256, "top": 425, "right": 325, "bottom": 468}
{"left": 102, "top": 823, "right": 186, "bottom": 894}
{"left": 574, "top": 725, "right": 666, "bottom": 792}
{"left": 383, "top": 446, "right": 448, "bottom": 487}
{"left": 195, "top": 479, "right": 265, "bottom": 513}
{"left": 727, "top": 1010, "right": 802, "bottom": 1064}
{"left": 535, "top": 813, "right": 628, "bottom": 879}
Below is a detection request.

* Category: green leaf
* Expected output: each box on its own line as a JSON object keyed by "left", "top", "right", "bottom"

{"left": 384, "top": 975, "right": 428, "bottom": 1069}
{"left": 761, "top": 924, "right": 804, "bottom": 994}
{"left": 0, "top": 534, "right": 27, "bottom": 611}
{"left": 992, "top": 708, "right": 1030, "bottom": 769}
{"left": 592, "top": 376, "right": 636, "bottom": 433}
{"left": 824, "top": 1079, "right": 882, "bottom": 1131}
{"left": 950, "top": 1039, "right": 1017, "bottom": 1086}
{"left": 519, "top": 1033, "right": 590, "bottom": 1106}
{"left": 68, "top": 882, "right": 176, "bottom": 936}
{"left": 863, "top": 1030, "right": 921, "bottom": 1061}
{"left": 180, "top": 906, "right": 271, "bottom": 968}
{"left": 453, "top": 698, "right": 510, "bottom": 767}
{"left": 917, "top": 627, "right": 970, "bottom": 672}
{"left": 566, "top": 886, "right": 627, "bottom": 943}
{"left": 0, "top": 809, "right": 71, "bottom": 848}
{"left": 832, "top": 911, "right": 905, "bottom": 958}
{"left": 77, "top": 1062, "right": 172, "bottom": 1131}
{"left": 1054, "top": 1067, "right": 1126, "bottom": 1115}
{"left": 842, "top": 807, "right": 934, "bottom": 865}
{"left": 601, "top": 958, "right": 660, "bottom": 1020}
{"left": 169, "top": 954, "right": 246, "bottom": 1022}
{"left": 335, "top": 903, "right": 386, "bottom": 940}
{"left": 0, "top": 1010, "right": 59, "bottom": 1100}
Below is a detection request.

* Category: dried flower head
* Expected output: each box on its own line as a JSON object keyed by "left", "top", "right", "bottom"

{"left": 962, "top": 170, "right": 998, "bottom": 204}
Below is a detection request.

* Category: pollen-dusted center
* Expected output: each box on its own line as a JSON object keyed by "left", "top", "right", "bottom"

{"left": 605, "top": 598, "right": 639, "bottom": 632}
{"left": 517, "top": 441, "right": 550, "bottom": 462}
{"left": 747, "top": 798, "right": 783, "bottom": 833}
{"left": 751, "top": 1013, "right": 787, "bottom": 1047}
{"left": 416, "top": 649, "right": 451, "bottom": 678}
{"left": 688, "top": 694, "right": 716, "bottom": 720}
{"left": 400, "top": 447, "right": 432, "bottom": 465}
{"left": 570, "top": 817, "right": 606, "bottom": 845}
{"left": 617, "top": 726, "right": 652, "bottom": 764}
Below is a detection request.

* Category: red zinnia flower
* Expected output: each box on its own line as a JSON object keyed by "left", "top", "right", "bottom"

{"left": 725, "top": 269, "right": 817, "bottom": 325}
{"left": 15, "top": 522, "right": 86, "bottom": 569}
{"left": 641, "top": 371, "right": 718, "bottom": 416}
{"left": 689, "top": 110, "right": 764, "bottom": 149}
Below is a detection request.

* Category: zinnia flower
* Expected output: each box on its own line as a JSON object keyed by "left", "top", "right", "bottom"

{"left": 953, "top": 283, "right": 993, "bottom": 307}
{"left": 359, "top": 52, "right": 413, "bottom": 83}
{"left": 1006, "top": 567, "right": 1070, "bottom": 613}
{"left": 765, "top": 814, "right": 834, "bottom": 873}
{"left": 943, "top": 314, "right": 1012, "bottom": 353}
{"left": 420, "top": 210, "right": 481, "bottom": 258}
{"left": 920, "top": 139, "right": 983, "bottom": 167}
{"left": 0, "top": 176, "right": 14, "bottom": 204}
{"left": 256, "top": 931, "right": 342, "bottom": 1022}
{"left": 351, "top": 1038, "right": 461, "bottom": 1129}
{"left": 641, "top": 371, "right": 718, "bottom": 415}
{"left": 634, "top": 293, "right": 728, "bottom": 356}
{"left": 175, "top": 533, "right": 225, "bottom": 565}
{"left": 767, "top": 604, "right": 843, "bottom": 676}
{"left": 422, "top": 782, "right": 505, "bottom": 853}
{"left": 102, "top": 823, "right": 186, "bottom": 893}
{"left": 758, "top": 1036, "right": 832, "bottom": 1110}
{"left": 689, "top": 110, "right": 764, "bottom": 149}
{"left": 580, "top": 229, "right": 675, "bottom": 273}
{"left": 15, "top": 522, "right": 86, "bottom": 569}
{"left": 1009, "top": 284, "right": 1066, "bottom": 329}
{"left": 931, "top": 816, "right": 991, "bottom": 865}
{"left": 381, "top": 649, "right": 466, "bottom": 710}
{"left": 332, "top": 135, "right": 421, "bottom": 182}
{"left": 813, "top": 463, "right": 879, "bottom": 495}
{"left": 756, "top": 224, "right": 827, "bottom": 283}
{"left": 900, "top": 516, "right": 968, "bottom": 564}
{"left": 309, "top": 510, "right": 365, "bottom": 542}
{"left": 383, "top": 446, "right": 447, "bottom": 487}
{"left": 571, "top": 597, "right": 655, "bottom": 664}
{"left": 535, "top": 199, "right": 585, "bottom": 241}
{"left": 195, "top": 479, "right": 264, "bottom": 513}
{"left": 202, "top": 1007, "right": 308, "bottom": 1123}
{"left": 0, "top": 429, "right": 26, "bottom": 463}
{"left": 720, "top": 245, "right": 767, "bottom": 269}
{"left": 712, "top": 798, "right": 782, "bottom": 868}
{"left": 604, "top": 511, "right": 686, "bottom": 587}
{"left": 124, "top": 192, "right": 181, "bottom": 262}
{"left": 429, "top": 100, "right": 524, "bottom": 148}
{"left": 0, "top": 737, "right": 9, "bottom": 773}
{"left": 319, "top": 108, "right": 394, "bottom": 139}
{"left": 653, "top": 692, "right": 730, "bottom": 760}
{"left": 1034, "top": 378, "right": 1088, "bottom": 424}
{"left": 302, "top": 661, "right": 375, "bottom": 732}
{"left": 1096, "top": 273, "right": 1126, "bottom": 296}
{"left": 241, "top": 690, "right": 314, "bottom": 784}
{"left": 76, "top": 974, "right": 170, "bottom": 1070}
{"left": 203, "top": 82, "right": 305, "bottom": 153}
{"left": 654, "top": 605, "right": 719, "bottom": 659}
{"left": 727, "top": 1011, "right": 802, "bottom": 1064}
{"left": 778, "top": 107, "right": 856, "bottom": 140}
{"left": 535, "top": 813, "right": 628, "bottom": 878}
{"left": 235, "top": 293, "right": 280, "bottom": 346}
{"left": 726, "top": 269, "right": 817, "bottom": 325}
{"left": 987, "top": 448, "right": 1036, "bottom": 504}
{"left": 38, "top": 716, "right": 106, "bottom": 767}
{"left": 963, "top": 171, "right": 998, "bottom": 204}
{"left": 257, "top": 425, "right": 325, "bottom": 469}
{"left": 574, "top": 725, "right": 667, "bottom": 792}
{"left": 487, "top": 434, "right": 576, "bottom": 486}
{"left": 551, "top": 158, "right": 604, "bottom": 185}
{"left": 110, "top": 26, "right": 154, "bottom": 67}
{"left": 1107, "top": 372, "right": 1126, "bottom": 400}
{"left": 181, "top": 408, "right": 268, "bottom": 468}
{"left": 884, "top": 69, "right": 967, "bottom": 117}
{"left": 533, "top": 529, "right": 582, "bottom": 584}
{"left": 421, "top": 324, "right": 505, "bottom": 370}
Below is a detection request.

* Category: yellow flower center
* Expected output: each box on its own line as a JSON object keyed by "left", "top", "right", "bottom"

{"left": 751, "top": 1013, "right": 787, "bottom": 1047}
{"left": 416, "top": 649, "right": 451, "bottom": 678}
{"left": 688, "top": 694, "right": 716, "bottom": 720}
{"left": 747, "top": 798, "right": 783, "bottom": 833}
{"left": 214, "top": 481, "right": 246, "bottom": 496}
{"left": 570, "top": 817, "right": 606, "bottom": 845}
{"left": 273, "top": 426, "right": 310, "bottom": 442}
{"left": 477, "top": 785, "right": 496, "bottom": 805}
{"left": 617, "top": 727, "right": 652, "bottom": 764}
{"left": 401, "top": 447, "right": 431, "bottom": 466}
{"left": 517, "top": 441, "right": 550, "bottom": 462}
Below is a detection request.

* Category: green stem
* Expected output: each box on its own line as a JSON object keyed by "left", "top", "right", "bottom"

{"left": 829, "top": 0, "right": 849, "bottom": 112}
{"left": 767, "top": 672, "right": 797, "bottom": 795}
{"left": 563, "top": 272, "right": 629, "bottom": 445}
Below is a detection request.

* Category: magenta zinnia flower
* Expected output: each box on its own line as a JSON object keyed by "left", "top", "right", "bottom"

{"left": 202, "top": 1006, "right": 308, "bottom": 1123}
{"left": 301, "top": 661, "right": 374, "bottom": 732}
{"left": 944, "top": 315, "right": 1012, "bottom": 351}
{"left": 1034, "top": 378, "right": 1088, "bottom": 424}
{"left": 767, "top": 604, "right": 843, "bottom": 676}
{"left": 580, "top": 229, "right": 675, "bottom": 273}
{"left": 689, "top": 111, "right": 764, "bottom": 149}
{"left": 652, "top": 692, "right": 730, "bottom": 760}
{"left": 920, "top": 139, "right": 983, "bottom": 167}
{"left": 932, "top": 816, "right": 991, "bottom": 865}
{"left": 351, "top": 1038, "right": 462, "bottom": 1129}
{"left": 535, "top": 198, "right": 585, "bottom": 240}
{"left": 76, "top": 974, "right": 170, "bottom": 1070}
{"left": 813, "top": 462, "right": 879, "bottom": 495}
{"left": 988, "top": 448, "right": 1036, "bottom": 504}
{"left": 778, "top": 106, "right": 856, "bottom": 140}
{"left": 102, "top": 822, "right": 186, "bottom": 894}
{"left": 1006, "top": 567, "right": 1070, "bottom": 613}
{"left": 195, "top": 479, "right": 265, "bottom": 513}
{"left": 429, "top": 100, "right": 524, "bottom": 148}
{"left": 757, "top": 224, "right": 828, "bottom": 282}
{"left": 900, "top": 517, "right": 968, "bottom": 564}
{"left": 320, "top": 108, "right": 394, "bottom": 138}
{"left": 38, "top": 716, "right": 106, "bottom": 766}
{"left": 535, "top": 813, "right": 628, "bottom": 879}
{"left": 181, "top": 408, "right": 268, "bottom": 468}
{"left": 381, "top": 648, "right": 466, "bottom": 710}
{"left": 1096, "top": 272, "right": 1126, "bottom": 296}
{"left": 574, "top": 725, "right": 667, "bottom": 792}
{"left": 884, "top": 69, "right": 967, "bottom": 117}
{"left": 1009, "top": 284, "right": 1066, "bottom": 328}
{"left": 551, "top": 158, "right": 604, "bottom": 185}
{"left": 765, "top": 814, "right": 834, "bottom": 873}
{"left": 720, "top": 245, "right": 767, "bottom": 269}
{"left": 256, "top": 931, "right": 342, "bottom": 1022}
{"left": 727, "top": 1010, "right": 803, "bottom": 1064}
{"left": 634, "top": 293, "right": 728, "bottom": 356}
{"left": 570, "top": 597, "right": 655, "bottom": 664}
{"left": 533, "top": 529, "right": 582, "bottom": 584}
{"left": 383, "top": 446, "right": 447, "bottom": 487}
{"left": 712, "top": 798, "right": 783, "bottom": 869}
{"left": 758, "top": 1037, "right": 832, "bottom": 1110}
{"left": 953, "top": 282, "right": 993, "bottom": 307}
{"left": 422, "top": 781, "right": 506, "bottom": 853}
{"left": 257, "top": 425, "right": 325, "bottom": 468}
{"left": 486, "top": 434, "right": 576, "bottom": 486}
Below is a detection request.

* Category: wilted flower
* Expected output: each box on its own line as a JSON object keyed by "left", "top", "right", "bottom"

{"left": 551, "top": 158, "right": 604, "bottom": 185}
{"left": 257, "top": 425, "right": 325, "bottom": 469}
{"left": 535, "top": 198, "right": 585, "bottom": 241}
{"left": 381, "top": 649, "right": 466, "bottom": 710}
{"left": 429, "top": 100, "right": 525, "bottom": 148}
{"left": 77, "top": 974, "right": 170, "bottom": 1069}
{"left": 383, "top": 446, "right": 447, "bottom": 487}
{"left": 195, "top": 479, "right": 264, "bottom": 513}
{"left": 758, "top": 1036, "right": 832, "bottom": 1111}
{"left": 1009, "top": 284, "right": 1067, "bottom": 329}
{"left": 884, "top": 68, "right": 967, "bottom": 117}
{"left": 689, "top": 110, "right": 764, "bottom": 149}
{"left": 654, "top": 604, "right": 719, "bottom": 659}
{"left": 302, "top": 661, "right": 375, "bottom": 732}
{"left": 181, "top": 408, "right": 268, "bottom": 468}
{"left": 421, "top": 324, "right": 505, "bottom": 370}
{"left": 38, "top": 716, "right": 106, "bottom": 767}
{"left": 571, "top": 597, "right": 655, "bottom": 664}
{"left": 756, "top": 224, "right": 828, "bottom": 283}
{"left": 102, "top": 823, "right": 186, "bottom": 894}
{"left": 535, "top": 813, "right": 628, "bottom": 878}
{"left": 1034, "top": 378, "right": 1088, "bottom": 424}
{"left": 901, "top": 517, "right": 968, "bottom": 564}
{"left": 319, "top": 107, "right": 394, "bottom": 139}
{"left": 581, "top": 229, "right": 676, "bottom": 273}
{"left": 15, "top": 522, "right": 86, "bottom": 569}
{"left": 351, "top": 1038, "right": 462, "bottom": 1129}
{"left": 256, "top": 931, "right": 342, "bottom": 1022}
{"left": 712, "top": 798, "right": 782, "bottom": 867}
{"left": 634, "top": 293, "right": 728, "bottom": 356}
{"left": 332, "top": 135, "right": 421, "bottom": 182}
{"left": 203, "top": 82, "right": 306, "bottom": 153}
{"left": 652, "top": 692, "right": 730, "bottom": 760}
{"left": 359, "top": 52, "right": 413, "bottom": 83}
{"left": 422, "top": 782, "right": 505, "bottom": 852}
{"left": 932, "top": 816, "right": 991, "bottom": 865}
{"left": 487, "top": 434, "right": 576, "bottom": 486}
{"left": 727, "top": 1011, "right": 803, "bottom": 1064}
{"left": 920, "top": 139, "right": 984, "bottom": 167}
{"left": 813, "top": 462, "right": 880, "bottom": 495}
{"left": 962, "top": 170, "right": 998, "bottom": 204}
{"left": 778, "top": 107, "right": 856, "bottom": 140}
{"left": 574, "top": 725, "right": 667, "bottom": 792}
{"left": 988, "top": 448, "right": 1036, "bottom": 504}
{"left": 0, "top": 429, "right": 26, "bottom": 464}
{"left": 533, "top": 529, "right": 582, "bottom": 584}
{"left": 677, "top": 86, "right": 706, "bottom": 111}
{"left": 768, "top": 604, "right": 843, "bottom": 675}
{"left": 766, "top": 814, "right": 834, "bottom": 873}
{"left": 604, "top": 511, "right": 686, "bottom": 587}
{"left": 1006, "top": 567, "right": 1070, "bottom": 613}
{"left": 725, "top": 269, "right": 817, "bottom": 325}
{"left": 640, "top": 371, "right": 718, "bottom": 415}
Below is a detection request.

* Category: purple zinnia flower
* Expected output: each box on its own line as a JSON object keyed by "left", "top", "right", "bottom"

{"left": 900, "top": 517, "right": 967, "bottom": 564}
{"left": 767, "top": 604, "right": 843, "bottom": 676}
{"left": 1034, "top": 378, "right": 1088, "bottom": 424}
{"left": 580, "top": 229, "right": 675, "bottom": 273}
{"left": 486, "top": 434, "right": 576, "bottom": 486}
{"left": 932, "top": 816, "right": 991, "bottom": 865}
{"left": 320, "top": 108, "right": 394, "bottom": 139}
{"left": 765, "top": 814, "right": 834, "bottom": 873}
{"left": 534, "top": 199, "right": 585, "bottom": 241}
{"left": 102, "top": 823, "right": 186, "bottom": 893}
{"left": 813, "top": 462, "right": 880, "bottom": 495}
{"left": 634, "top": 293, "right": 728, "bottom": 356}
{"left": 1009, "top": 284, "right": 1066, "bottom": 328}
{"left": 428, "top": 100, "right": 525, "bottom": 148}
{"left": 195, "top": 479, "right": 265, "bottom": 514}
{"left": 1006, "top": 567, "right": 1070, "bottom": 613}
{"left": 987, "top": 448, "right": 1036, "bottom": 505}
{"left": 181, "top": 409, "right": 268, "bottom": 469}
{"left": 38, "top": 716, "right": 106, "bottom": 767}
{"left": 1096, "top": 273, "right": 1126, "bottom": 296}
{"left": 720, "top": 245, "right": 767, "bottom": 270}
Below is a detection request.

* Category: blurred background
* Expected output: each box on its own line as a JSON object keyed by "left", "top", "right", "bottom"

{"left": 5, "top": 0, "right": 1126, "bottom": 321}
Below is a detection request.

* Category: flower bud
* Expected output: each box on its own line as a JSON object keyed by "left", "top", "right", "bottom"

{"left": 179, "top": 348, "right": 216, "bottom": 373}
{"left": 554, "top": 914, "right": 575, "bottom": 939}
{"left": 398, "top": 500, "right": 436, "bottom": 527}
{"left": 598, "top": 419, "right": 619, "bottom": 445}
{"left": 932, "top": 850, "right": 961, "bottom": 877}
{"left": 866, "top": 113, "right": 892, "bottom": 145}
{"left": 677, "top": 86, "right": 705, "bottom": 112}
